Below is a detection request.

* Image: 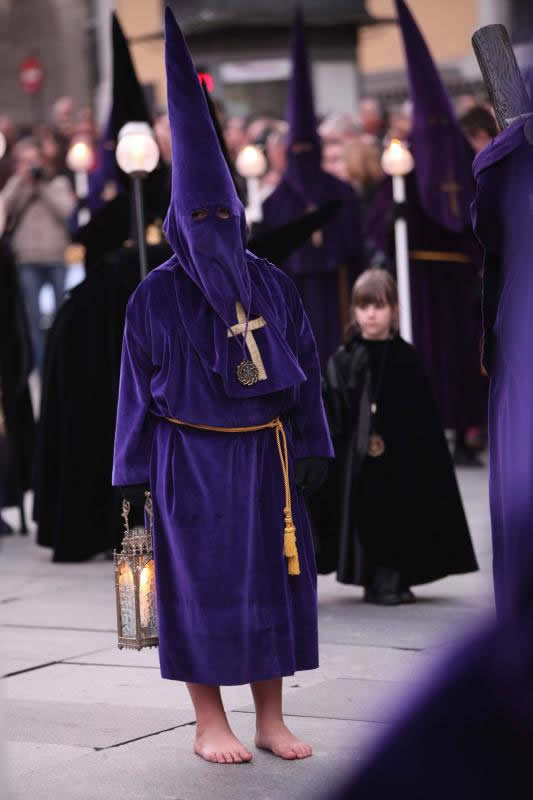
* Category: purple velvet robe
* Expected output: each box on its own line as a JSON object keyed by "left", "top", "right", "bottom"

{"left": 472, "top": 117, "right": 533, "bottom": 617}
{"left": 112, "top": 255, "right": 333, "bottom": 685}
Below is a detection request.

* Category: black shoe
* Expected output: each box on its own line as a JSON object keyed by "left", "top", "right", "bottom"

{"left": 364, "top": 587, "right": 403, "bottom": 606}
{"left": 399, "top": 588, "right": 416, "bottom": 604}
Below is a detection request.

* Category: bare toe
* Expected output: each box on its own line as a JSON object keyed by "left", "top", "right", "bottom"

{"left": 282, "top": 747, "right": 298, "bottom": 760}
{"left": 239, "top": 747, "right": 253, "bottom": 762}
{"left": 216, "top": 753, "right": 226, "bottom": 764}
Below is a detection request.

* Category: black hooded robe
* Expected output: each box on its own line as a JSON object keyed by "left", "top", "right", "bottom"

{"left": 310, "top": 335, "right": 478, "bottom": 587}
{"left": 34, "top": 243, "right": 171, "bottom": 561}
{"left": 0, "top": 241, "right": 35, "bottom": 522}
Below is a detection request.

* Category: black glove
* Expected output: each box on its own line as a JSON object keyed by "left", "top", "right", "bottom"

{"left": 294, "top": 458, "right": 329, "bottom": 493}
{"left": 118, "top": 483, "right": 150, "bottom": 527}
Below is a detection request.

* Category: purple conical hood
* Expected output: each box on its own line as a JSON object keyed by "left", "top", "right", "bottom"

{"left": 285, "top": 7, "right": 321, "bottom": 200}
{"left": 396, "top": 0, "right": 474, "bottom": 232}
{"left": 288, "top": 7, "right": 319, "bottom": 151}
{"left": 163, "top": 6, "right": 249, "bottom": 324}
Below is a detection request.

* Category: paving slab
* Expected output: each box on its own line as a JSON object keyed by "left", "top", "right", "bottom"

{"left": 235, "top": 678, "right": 400, "bottom": 723}
{"left": 10, "top": 712, "right": 379, "bottom": 800}
{"left": 6, "top": 740, "right": 91, "bottom": 780}
{"left": 317, "top": 588, "right": 486, "bottom": 650}
{"left": 4, "top": 662, "right": 254, "bottom": 711}
{"left": 1, "top": 627, "right": 116, "bottom": 677}
{"left": 65, "top": 644, "right": 161, "bottom": 669}
{"left": 0, "top": 583, "right": 116, "bottom": 631}
{"left": 315, "top": 642, "right": 434, "bottom": 683}
{"left": 5, "top": 698, "right": 195, "bottom": 749}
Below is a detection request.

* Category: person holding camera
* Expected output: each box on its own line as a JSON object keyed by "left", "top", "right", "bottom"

{"left": 1, "top": 137, "right": 75, "bottom": 374}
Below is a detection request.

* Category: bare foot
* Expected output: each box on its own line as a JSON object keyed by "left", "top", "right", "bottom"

{"left": 255, "top": 721, "right": 313, "bottom": 760}
{"left": 194, "top": 724, "right": 253, "bottom": 764}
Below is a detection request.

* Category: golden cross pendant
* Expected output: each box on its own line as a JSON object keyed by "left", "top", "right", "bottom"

{"left": 227, "top": 302, "right": 268, "bottom": 380}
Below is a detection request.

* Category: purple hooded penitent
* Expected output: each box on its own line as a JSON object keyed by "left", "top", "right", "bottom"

{"left": 262, "top": 8, "right": 364, "bottom": 367}
{"left": 366, "top": 0, "right": 485, "bottom": 433}
{"left": 472, "top": 116, "right": 533, "bottom": 618}
{"left": 112, "top": 6, "right": 333, "bottom": 686}
{"left": 284, "top": 5, "right": 321, "bottom": 200}
{"left": 396, "top": 0, "right": 475, "bottom": 232}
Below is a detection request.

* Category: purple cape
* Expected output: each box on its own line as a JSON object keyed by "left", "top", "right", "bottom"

{"left": 262, "top": 9, "right": 365, "bottom": 367}
{"left": 472, "top": 115, "right": 533, "bottom": 617}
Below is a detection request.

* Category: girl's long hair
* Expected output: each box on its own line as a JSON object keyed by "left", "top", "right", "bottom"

{"left": 346, "top": 268, "right": 400, "bottom": 339}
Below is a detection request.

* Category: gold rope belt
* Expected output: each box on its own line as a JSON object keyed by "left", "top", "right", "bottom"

{"left": 165, "top": 416, "right": 300, "bottom": 575}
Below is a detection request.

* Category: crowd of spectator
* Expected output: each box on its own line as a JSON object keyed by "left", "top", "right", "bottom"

{"left": 0, "top": 90, "right": 498, "bottom": 379}
{"left": 218, "top": 93, "right": 497, "bottom": 216}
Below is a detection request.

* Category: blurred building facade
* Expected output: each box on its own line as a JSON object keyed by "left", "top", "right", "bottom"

{"left": 0, "top": 0, "right": 92, "bottom": 123}
{"left": 0, "top": 0, "right": 527, "bottom": 123}
{"left": 112, "top": 0, "right": 523, "bottom": 117}
{"left": 112, "top": 0, "right": 384, "bottom": 118}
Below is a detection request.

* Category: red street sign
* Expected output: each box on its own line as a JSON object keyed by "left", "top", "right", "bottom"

{"left": 19, "top": 57, "right": 44, "bottom": 95}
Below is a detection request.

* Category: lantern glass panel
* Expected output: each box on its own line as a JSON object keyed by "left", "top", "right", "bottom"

{"left": 140, "top": 559, "right": 158, "bottom": 637}
{"left": 118, "top": 561, "right": 136, "bottom": 637}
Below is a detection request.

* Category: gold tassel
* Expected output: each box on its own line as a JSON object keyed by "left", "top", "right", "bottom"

{"left": 284, "top": 510, "right": 300, "bottom": 575}
{"left": 287, "top": 553, "right": 301, "bottom": 575}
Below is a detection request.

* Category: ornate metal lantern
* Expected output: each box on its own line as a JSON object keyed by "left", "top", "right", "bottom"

{"left": 114, "top": 493, "right": 158, "bottom": 650}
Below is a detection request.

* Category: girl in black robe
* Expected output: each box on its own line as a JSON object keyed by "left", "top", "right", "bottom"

{"left": 311, "top": 268, "right": 478, "bottom": 604}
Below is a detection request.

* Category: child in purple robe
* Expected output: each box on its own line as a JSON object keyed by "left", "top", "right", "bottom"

{"left": 112, "top": 9, "right": 333, "bottom": 765}
{"left": 311, "top": 269, "right": 477, "bottom": 603}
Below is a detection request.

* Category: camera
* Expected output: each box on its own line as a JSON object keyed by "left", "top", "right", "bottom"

{"left": 30, "top": 166, "right": 44, "bottom": 181}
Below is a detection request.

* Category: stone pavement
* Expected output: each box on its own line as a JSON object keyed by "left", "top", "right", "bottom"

{"left": 1, "top": 469, "right": 493, "bottom": 800}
